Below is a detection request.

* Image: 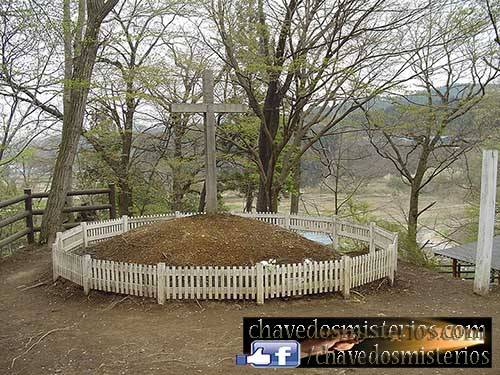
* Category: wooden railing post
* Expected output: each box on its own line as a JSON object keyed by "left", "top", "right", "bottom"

{"left": 369, "top": 222, "right": 375, "bottom": 254}
{"left": 342, "top": 255, "right": 351, "bottom": 299}
{"left": 256, "top": 263, "right": 264, "bottom": 305}
{"left": 23, "top": 189, "right": 35, "bottom": 244}
{"left": 157, "top": 262, "right": 166, "bottom": 305}
{"left": 108, "top": 183, "right": 117, "bottom": 219}
{"left": 83, "top": 254, "right": 92, "bottom": 295}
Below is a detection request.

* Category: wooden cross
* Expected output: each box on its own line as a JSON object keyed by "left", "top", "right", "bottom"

{"left": 171, "top": 70, "right": 247, "bottom": 214}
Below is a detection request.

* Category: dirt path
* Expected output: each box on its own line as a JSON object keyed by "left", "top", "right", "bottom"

{"left": 1, "top": 247, "right": 499, "bottom": 375}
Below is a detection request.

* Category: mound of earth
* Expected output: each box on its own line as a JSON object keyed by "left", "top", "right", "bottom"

{"left": 84, "top": 214, "right": 338, "bottom": 266}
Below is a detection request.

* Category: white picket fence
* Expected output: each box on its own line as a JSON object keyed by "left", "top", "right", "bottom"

{"left": 52, "top": 212, "right": 398, "bottom": 304}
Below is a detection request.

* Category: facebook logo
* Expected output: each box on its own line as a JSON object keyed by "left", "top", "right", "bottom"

{"left": 235, "top": 340, "right": 300, "bottom": 368}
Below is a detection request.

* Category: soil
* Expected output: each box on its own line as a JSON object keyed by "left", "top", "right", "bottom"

{"left": 1, "top": 246, "right": 499, "bottom": 375}
{"left": 84, "top": 214, "right": 339, "bottom": 266}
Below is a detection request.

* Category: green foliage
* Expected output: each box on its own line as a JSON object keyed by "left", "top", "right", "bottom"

{"left": 463, "top": 204, "right": 480, "bottom": 243}
{"left": 343, "top": 199, "right": 372, "bottom": 224}
{"left": 218, "top": 115, "right": 261, "bottom": 203}
{"left": 336, "top": 238, "right": 368, "bottom": 254}
{"left": 0, "top": 178, "right": 26, "bottom": 256}
{"left": 0, "top": 175, "right": 19, "bottom": 201}
{"left": 131, "top": 174, "right": 171, "bottom": 215}
{"left": 76, "top": 147, "right": 115, "bottom": 189}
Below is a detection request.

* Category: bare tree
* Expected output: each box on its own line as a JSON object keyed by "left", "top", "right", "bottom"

{"left": 362, "top": 1, "right": 498, "bottom": 249}
{"left": 0, "top": 0, "right": 63, "bottom": 119}
{"left": 0, "top": 0, "right": 61, "bottom": 167}
{"left": 312, "top": 131, "right": 371, "bottom": 215}
{"left": 0, "top": 96, "right": 57, "bottom": 166}
{"left": 205, "top": 0, "right": 429, "bottom": 212}
{"left": 485, "top": 0, "right": 500, "bottom": 72}
{"left": 485, "top": 0, "right": 499, "bottom": 46}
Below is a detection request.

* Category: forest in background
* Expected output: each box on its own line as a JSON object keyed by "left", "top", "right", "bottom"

{"left": 0, "top": 0, "right": 499, "bottom": 263}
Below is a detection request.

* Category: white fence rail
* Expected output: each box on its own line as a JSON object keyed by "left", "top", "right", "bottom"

{"left": 52, "top": 212, "right": 398, "bottom": 304}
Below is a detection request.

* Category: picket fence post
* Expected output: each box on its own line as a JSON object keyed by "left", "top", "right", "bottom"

{"left": 369, "top": 222, "right": 375, "bottom": 253}
{"left": 157, "top": 262, "right": 166, "bottom": 305}
{"left": 342, "top": 255, "right": 351, "bottom": 299}
{"left": 81, "top": 222, "right": 88, "bottom": 247}
{"left": 284, "top": 213, "right": 290, "bottom": 229}
{"left": 82, "top": 254, "right": 92, "bottom": 295}
{"left": 56, "top": 232, "right": 63, "bottom": 251}
{"left": 256, "top": 263, "right": 264, "bottom": 305}
{"left": 122, "top": 215, "right": 129, "bottom": 233}
{"left": 388, "top": 244, "right": 395, "bottom": 285}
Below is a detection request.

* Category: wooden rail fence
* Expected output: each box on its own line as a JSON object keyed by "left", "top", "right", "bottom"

{"left": 0, "top": 184, "right": 117, "bottom": 248}
{"left": 52, "top": 212, "right": 399, "bottom": 304}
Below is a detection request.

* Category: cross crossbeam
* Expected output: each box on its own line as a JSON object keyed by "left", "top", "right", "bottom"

{"left": 171, "top": 103, "right": 247, "bottom": 114}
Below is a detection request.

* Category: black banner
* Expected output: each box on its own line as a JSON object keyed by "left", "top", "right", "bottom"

{"left": 241, "top": 317, "right": 492, "bottom": 368}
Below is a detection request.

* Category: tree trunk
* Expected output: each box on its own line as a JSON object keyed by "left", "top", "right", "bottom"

{"left": 408, "top": 184, "right": 419, "bottom": 247}
{"left": 171, "top": 115, "right": 186, "bottom": 211}
{"left": 271, "top": 186, "right": 280, "bottom": 212}
{"left": 118, "top": 176, "right": 131, "bottom": 216}
{"left": 407, "top": 147, "right": 430, "bottom": 249}
{"left": 244, "top": 184, "right": 254, "bottom": 212}
{"left": 198, "top": 181, "right": 206, "bottom": 213}
{"left": 41, "top": 118, "right": 82, "bottom": 243}
{"left": 256, "top": 139, "right": 279, "bottom": 212}
{"left": 117, "top": 78, "right": 136, "bottom": 216}
{"left": 256, "top": 179, "right": 269, "bottom": 212}
{"left": 290, "top": 164, "right": 301, "bottom": 214}
{"left": 172, "top": 178, "right": 184, "bottom": 211}
{"left": 39, "top": 0, "right": 118, "bottom": 245}
{"left": 256, "top": 81, "right": 281, "bottom": 212}
{"left": 334, "top": 134, "right": 341, "bottom": 215}
{"left": 63, "top": 173, "right": 74, "bottom": 224}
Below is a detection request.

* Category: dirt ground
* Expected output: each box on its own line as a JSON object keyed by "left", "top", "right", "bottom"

{"left": 85, "top": 214, "right": 338, "bottom": 266}
{"left": 1, "top": 246, "right": 499, "bottom": 375}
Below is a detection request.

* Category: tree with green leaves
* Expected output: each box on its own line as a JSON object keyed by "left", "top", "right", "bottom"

{"left": 39, "top": 0, "right": 118, "bottom": 244}
{"left": 84, "top": 0, "right": 180, "bottom": 215}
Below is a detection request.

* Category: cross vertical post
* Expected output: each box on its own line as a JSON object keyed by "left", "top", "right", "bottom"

{"left": 203, "top": 70, "right": 217, "bottom": 214}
